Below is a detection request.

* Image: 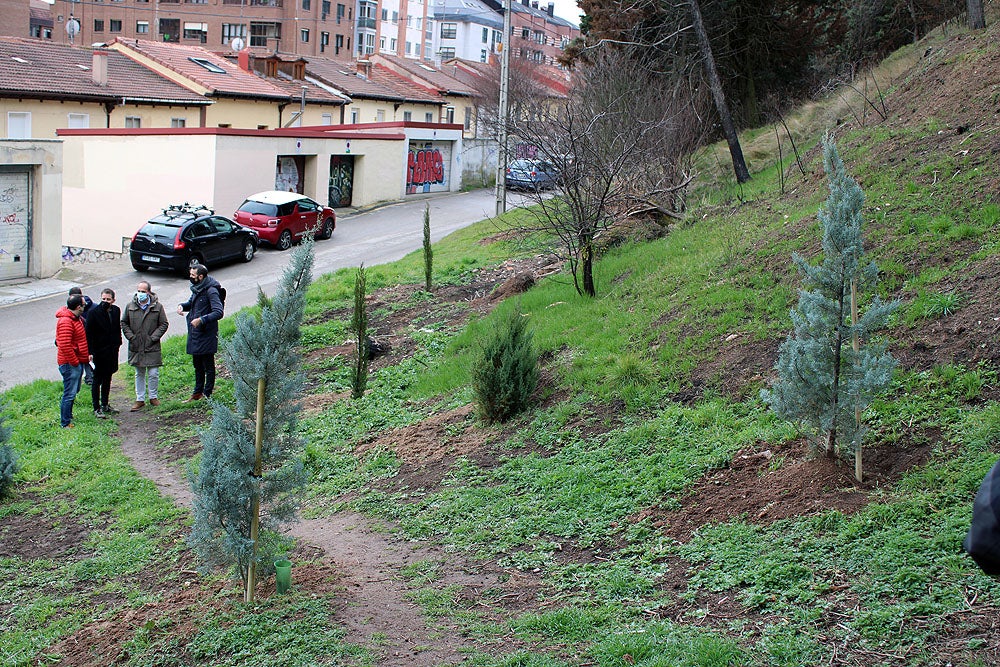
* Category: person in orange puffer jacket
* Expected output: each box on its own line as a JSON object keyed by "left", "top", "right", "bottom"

{"left": 55, "top": 294, "right": 91, "bottom": 428}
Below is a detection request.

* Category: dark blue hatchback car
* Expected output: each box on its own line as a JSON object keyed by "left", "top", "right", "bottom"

{"left": 129, "top": 204, "right": 258, "bottom": 274}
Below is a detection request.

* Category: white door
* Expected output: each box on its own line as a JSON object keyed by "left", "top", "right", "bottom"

{"left": 0, "top": 169, "right": 31, "bottom": 280}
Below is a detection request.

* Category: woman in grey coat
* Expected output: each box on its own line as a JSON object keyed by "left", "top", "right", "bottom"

{"left": 121, "top": 281, "right": 169, "bottom": 411}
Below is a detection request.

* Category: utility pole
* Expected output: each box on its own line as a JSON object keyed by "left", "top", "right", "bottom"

{"left": 494, "top": 0, "right": 512, "bottom": 216}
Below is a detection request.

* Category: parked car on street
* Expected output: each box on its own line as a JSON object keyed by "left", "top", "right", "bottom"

{"left": 504, "top": 159, "right": 560, "bottom": 191}
{"left": 233, "top": 191, "right": 336, "bottom": 251}
{"left": 130, "top": 204, "right": 258, "bottom": 273}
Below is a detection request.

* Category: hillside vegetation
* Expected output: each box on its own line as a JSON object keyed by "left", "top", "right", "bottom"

{"left": 2, "top": 13, "right": 1000, "bottom": 667}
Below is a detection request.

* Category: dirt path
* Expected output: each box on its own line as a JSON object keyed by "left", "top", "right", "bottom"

{"left": 115, "top": 403, "right": 485, "bottom": 666}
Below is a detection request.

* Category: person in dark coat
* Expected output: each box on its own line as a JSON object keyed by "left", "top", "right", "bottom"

{"left": 85, "top": 288, "right": 122, "bottom": 417}
{"left": 964, "top": 459, "right": 1000, "bottom": 576}
{"left": 177, "top": 264, "right": 224, "bottom": 401}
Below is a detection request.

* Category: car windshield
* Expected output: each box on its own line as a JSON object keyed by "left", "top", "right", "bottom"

{"left": 138, "top": 221, "right": 182, "bottom": 238}
{"left": 238, "top": 200, "right": 279, "bottom": 216}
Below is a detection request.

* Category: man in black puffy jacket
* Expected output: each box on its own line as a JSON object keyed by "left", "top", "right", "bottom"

{"left": 177, "top": 264, "right": 224, "bottom": 402}
{"left": 964, "top": 459, "right": 1000, "bottom": 576}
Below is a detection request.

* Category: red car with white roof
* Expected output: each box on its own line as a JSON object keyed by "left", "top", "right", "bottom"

{"left": 233, "top": 191, "right": 336, "bottom": 250}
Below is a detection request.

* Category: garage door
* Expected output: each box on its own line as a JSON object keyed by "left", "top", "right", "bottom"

{"left": 406, "top": 141, "right": 452, "bottom": 195}
{"left": 0, "top": 169, "right": 30, "bottom": 281}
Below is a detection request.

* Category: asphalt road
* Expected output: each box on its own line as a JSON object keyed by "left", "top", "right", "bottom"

{"left": 0, "top": 188, "right": 517, "bottom": 387}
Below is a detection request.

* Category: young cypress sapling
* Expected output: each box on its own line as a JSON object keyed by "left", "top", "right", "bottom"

{"left": 761, "top": 135, "right": 898, "bottom": 466}
{"left": 423, "top": 202, "right": 433, "bottom": 292}
{"left": 0, "top": 400, "right": 16, "bottom": 499}
{"left": 188, "top": 237, "right": 314, "bottom": 602}
{"left": 471, "top": 304, "right": 539, "bottom": 423}
{"left": 351, "top": 264, "right": 368, "bottom": 399}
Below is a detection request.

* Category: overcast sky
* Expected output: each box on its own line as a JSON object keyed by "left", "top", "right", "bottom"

{"left": 550, "top": 0, "right": 583, "bottom": 26}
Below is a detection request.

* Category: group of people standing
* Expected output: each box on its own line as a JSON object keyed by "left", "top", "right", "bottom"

{"left": 53, "top": 265, "right": 225, "bottom": 428}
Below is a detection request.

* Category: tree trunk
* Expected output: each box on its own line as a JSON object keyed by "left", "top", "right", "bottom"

{"left": 689, "top": 0, "right": 751, "bottom": 184}
{"left": 582, "top": 238, "right": 595, "bottom": 297}
{"left": 967, "top": 0, "right": 986, "bottom": 30}
{"left": 826, "top": 290, "right": 846, "bottom": 457}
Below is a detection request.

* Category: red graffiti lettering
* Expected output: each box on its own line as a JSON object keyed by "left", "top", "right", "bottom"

{"left": 406, "top": 148, "right": 445, "bottom": 190}
{"left": 2, "top": 213, "right": 19, "bottom": 225}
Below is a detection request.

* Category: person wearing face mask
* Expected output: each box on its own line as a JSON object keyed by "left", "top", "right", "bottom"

{"left": 121, "top": 281, "right": 168, "bottom": 411}
{"left": 177, "top": 264, "right": 224, "bottom": 402}
{"left": 55, "top": 294, "right": 91, "bottom": 428}
{"left": 85, "top": 288, "right": 123, "bottom": 418}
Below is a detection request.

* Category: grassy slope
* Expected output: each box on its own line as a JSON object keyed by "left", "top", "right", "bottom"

{"left": 3, "top": 14, "right": 1000, "bottom": 667}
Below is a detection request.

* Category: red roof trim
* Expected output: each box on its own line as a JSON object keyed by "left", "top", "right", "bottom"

{"left": 56, "top": 127, "right": 407, "bottom": 140}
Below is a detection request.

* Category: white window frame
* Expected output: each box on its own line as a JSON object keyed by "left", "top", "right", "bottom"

{"left": 125, "top": 116, "right": 141, "bottom": 128}
{"left": 67, "top": 113, "right": 90, "bottom": 129}
{"left": 6, "top": 112, "right": 31, "bottom": 138}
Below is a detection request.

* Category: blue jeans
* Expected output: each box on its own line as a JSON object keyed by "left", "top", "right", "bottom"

{"left": 58, "top": 363, "right": 83, "bottom": 427}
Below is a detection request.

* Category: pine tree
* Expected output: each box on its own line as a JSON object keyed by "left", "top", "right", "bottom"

{"left": 188, "top": 238, "right": 314, "bottom": 601}
{"left": 471, "top": 305, "right": 539, "bottom": 423}
{"left": 762, "top": 136, "right": 898, "bottom": 465}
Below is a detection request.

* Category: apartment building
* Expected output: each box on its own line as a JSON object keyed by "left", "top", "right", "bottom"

{"left": 43, "top": 0, "right": 356, "bottom": 60}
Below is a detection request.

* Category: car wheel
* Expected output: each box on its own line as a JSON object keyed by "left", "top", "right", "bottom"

{"left": 277, "top": 229, "right": 293, "bottom": 251}
{"left": 320, "top": 217, "right": 335, "bottom": 240}
{"left": 241, "top": 241, "right": 255, "bottom": 263}
{"left": 131, "top": 261, "right": 148, "bottom": 272}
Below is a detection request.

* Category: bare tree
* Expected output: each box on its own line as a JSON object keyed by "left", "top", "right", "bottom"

{"left": 503, "top": 48, "right": 698, "bottom": 297}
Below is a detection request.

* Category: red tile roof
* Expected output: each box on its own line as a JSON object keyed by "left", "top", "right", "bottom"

{"left": 369, "top": 54, "right": 477, "bottom": 97}
{"left": 0, "top": 37, "right": 209, "bottom": 105}
{"left": 304, "top": 56, "right": 443, "bottom": 105}
{"left": 111, "top": 39, "right": 291, "bottom": 101}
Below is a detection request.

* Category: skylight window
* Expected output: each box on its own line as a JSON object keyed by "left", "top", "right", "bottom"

{"left": 188, "top": 57, "right": 227, "bottom": 74}
{"left": 11, "top": 57, "right": 29, "bottom": 64}
{"left": 418, "top": 63, "right": 436, "bottom": 72}
{"left": 76, "top": 64, "right": 91, "bottom": 70}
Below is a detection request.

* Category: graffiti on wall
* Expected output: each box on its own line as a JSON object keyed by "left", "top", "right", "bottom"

{"left": 329, "top": 155, "right": 354, "bottom": 207}
{"left": 406, "top": 141, "right": 450, "bottom": 195}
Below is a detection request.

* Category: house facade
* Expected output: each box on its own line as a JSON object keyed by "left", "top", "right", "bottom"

{"left": 0, "top": 139, "right": 63, "bottom": 280}
{"left": 57, "top": 122, "right": 463, "bottom": 254}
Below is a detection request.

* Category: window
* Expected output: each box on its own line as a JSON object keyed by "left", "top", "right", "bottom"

{"left": 534, "top": 30, "right": 545, "bottom": 44}
{"left": 445, "top": 106, "right": 454, "bottom": 123}
{"left": 221, "top": 23, "right": 245, "bottom": 45}
{"left": 321, "top": 0, "right": 330, "bottom": 17}
{"left": 336, "top": 3, "right": 344, "bottom": 23}
{"left": 482, "top": 27, "right": 488, "bottom": 42}
{"left": 136, "top": 20, "right": 149, "bottom": 33}
{"left": 160, "top": 18, "right": 180, "bottom": 42}
{"left": 334, "top": 33, "right": 342, "bottom": 54}
{"left": 438, "top": 46, "right": 455, "bottom": 59}
{"left": 424, "top": 112, "right": 433, "bottom": 122}
{"left": 110, "top": 19, "right": 122, "bottom": 32}
{"left": 480, "top": 49, "right": 487, "bottom": 62}
{"left": 381, "top": 8, "right": 387, "bottom": 19}
{"left": 94, "top": 19, "right": 104, "bottom": 31}
{"left": 390, "top": 37, "right": 396, "bottom": 51}
{"left": 125, "top": 116, "right": 141, "bottom": 128}
{"left": 391, "top": 10, "right": 398, "bottom": 21}
{"left": 185, "top": 0, "right": 207, "bottom": 4}
{"left": 375, "top": 109, "right": 385, "bottom": 122}
{"left": 249, "top": 21, "right": 280, "bottom": 47}
{"left": 321, "top": 31, "right": 329, "bottom": 52}
{"left": 463, "top": 106, "right": 471, "bottom": 130}
{"left": 440, "top": 22, "right": 456, "bottom": 39}
{"left": 521, "top": 27, "right": 529, "bottom": 38}
{"left": 321, "top": 113, "right": 332, "bottom": 125}
{"left": 7, "top": 112, "right": 31, "bottom": 138}
{"left": 184, "top": 22, "right": 208, "bottom": 42}
{"left": 301, "top": 28, "right": 309, "bottom": 42}
{"left": 188, "top": 56, "right": 225, "bottom": 73}
{"left": 67, "top": 113, "right": 90, "bottom": 128}
{"left": 350, "top": 107, "right": 360, "bottom": 123}
{"left": 403, "top": 111, "right": 412, "bottom": 121}
{"left": 405, "top": 41, "right": 412, "bottom": 55}
{"left": 363, "top": 32, "right": 375, "bottom": 54}
{"left": 302, "top": 0, "right": 310, "bottom": 9}
{"left": 171, "top": 117, "right": 186, "bottom": 127}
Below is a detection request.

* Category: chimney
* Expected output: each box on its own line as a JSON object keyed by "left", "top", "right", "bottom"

{"left": 521, "top": 0, "right": 529, "bottom": 6}
{"left": 531, "top": 1, "right": 538, "bottom": 8}
{"left": 357, "top": 59, "right": 372, "bottom": 79}
{"left": 547, "top": 1, "right": 554, "bottom": 16}
{"left": 237, "top": 48, "right": 250, "bottom": 72}
{"left": 92, "top": 49, "right": 108, "bottom": 86}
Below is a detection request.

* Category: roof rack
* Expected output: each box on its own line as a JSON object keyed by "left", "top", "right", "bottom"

{"left": 161, "top": 202, "right": 214, "bottom": 218}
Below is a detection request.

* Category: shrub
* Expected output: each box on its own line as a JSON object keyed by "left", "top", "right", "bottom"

{"left": 471, "top": 306, "right": 539, "bottom": 423}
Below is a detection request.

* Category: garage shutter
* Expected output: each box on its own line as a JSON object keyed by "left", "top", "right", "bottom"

{"left": 0, "top": 169, "right": 30, "bottom": 280}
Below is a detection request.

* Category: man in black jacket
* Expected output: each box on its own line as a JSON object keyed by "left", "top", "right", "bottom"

{"left": 177, "top": 264, "right": 224, "bottom": 402}
{"left": 85, "top": 288, "right": 123, "bottom": 417}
